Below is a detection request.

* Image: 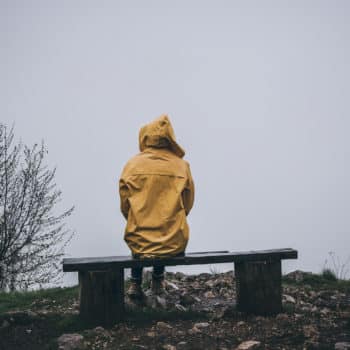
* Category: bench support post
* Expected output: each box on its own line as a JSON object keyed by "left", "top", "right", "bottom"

{"left": 79, "top": 269, "right": 124, "bottom": 327}
{"left": 234, "top": 259, "right": 282, "bottom": 315}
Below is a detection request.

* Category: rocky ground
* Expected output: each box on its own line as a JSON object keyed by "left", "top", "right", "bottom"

{"left": 0, "top": 270, "right": 349, "bottom": 350}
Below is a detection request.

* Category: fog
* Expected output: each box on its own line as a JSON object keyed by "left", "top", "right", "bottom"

{"left": 1, "top": 1, "right": 349, "bottom": 285}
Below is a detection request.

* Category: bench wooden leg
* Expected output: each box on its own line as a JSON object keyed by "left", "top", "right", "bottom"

{"left": 234, "top": 260, "right": 282, "bottom": 315}
{"left": 78, "top": 269, "right": 124, "bottom": 327}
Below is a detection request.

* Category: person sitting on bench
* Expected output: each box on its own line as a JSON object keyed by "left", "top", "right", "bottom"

{"left": 119, "top": 114, "right": 195, "bottom": 298}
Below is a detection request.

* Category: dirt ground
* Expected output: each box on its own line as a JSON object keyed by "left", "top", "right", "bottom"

{"left": 0, "top": 270, "right": 349, "bottom": 350}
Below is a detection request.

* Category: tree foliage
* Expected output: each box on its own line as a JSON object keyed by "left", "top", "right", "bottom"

{"left": 0, "top": 123, "right": 74, "bottom": 291}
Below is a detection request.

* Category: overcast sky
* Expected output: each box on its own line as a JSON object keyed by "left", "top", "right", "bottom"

{"left": 1, "top": 1, "right": 349, "bottom": 282}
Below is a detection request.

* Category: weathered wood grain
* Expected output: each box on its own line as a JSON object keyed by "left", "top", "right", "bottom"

{"left": 235, "top": 260, "right": 282, "bottom": 315}
{"left": 79, "top": 269, "right": 124, "bottom": 326}
{"left": 63, "top": 248, "right": 297, "bottom": 272}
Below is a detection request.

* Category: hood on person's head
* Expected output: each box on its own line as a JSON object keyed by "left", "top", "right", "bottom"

{"left": 138, "top": 114, "right": 185, "bottom": 158}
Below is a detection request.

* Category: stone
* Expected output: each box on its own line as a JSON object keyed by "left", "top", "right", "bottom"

{"left": 236, "top": 340, "right": 261, "bottom": 350}
{"left": 163, "top": 345, "right": 176, "bottom": 350}
{"left": 205, "top": 280, "right": 215, "bottom": 288}
{"left": 276, "top": 313, "right": 289, "bottom": 321}
{"left": 284, "top": 270, "right": 312, "bottom": 282}
{"left": 194, "top": 322, "right": 210, "bottom": 329}
{"left": 163, "top": 344, "right": 176, "bottom": 350}
{"left": 304, "top": 340, "right": 320, "bottom": 349}
{"left": 156, "top": 321, "right": 172, "bottom": 330}
{"left": 174, "top": 272, "right": 185, "bottom": 279}
{"left": 1, "top": 320, "right": 10, "bottom": 329}
{"left": 320, "top": 307, "right": 331, "bottom": 315}
{"left": 93, "top": 326, "right": 106, "bottom": 334}
{"left": 175, "top": 303, "right": 187, "bottom": 311}
{"left": 335, "top": 343, "right": 350, "bottom": 350}
{"left": 165, "top": 281, "right": 179, "bottom": 290}
{"left": 26, "top": 310, "right": 38, "bottom": 318}
{"left": 57, "top": 333, "right": 85, "bottom": 350}
{"left": 188, "top": 326, "right": 201, "bottom": 334}
{"left": 204, "top": 291, "right": 215, "bottom": 298}
{"left": 177, "top": 341, "right": 187, "bottom": 349}
{"left": 156, "top": 296, "right": 167, "bottom": 308}
{"left": 303, "top": 325, "right": 319, "bottom": 339}
{"left": 254, "top": 316, "right": 266, "bottom": 322}
{"left": 146, "top": 331, "right": 156, "bottom": 337}
{"left": 283, "top": 294, "right": 296, "bottom": 304}
{"left": 180, "top": 293, "right": 196, "bottom": 306}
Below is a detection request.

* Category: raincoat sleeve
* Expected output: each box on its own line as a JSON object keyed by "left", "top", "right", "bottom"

{"left": 182, "top": 163, "right": 195, "bottom": 216}
{"left": 119, "top": 177, "right": 130, "bottom": 220}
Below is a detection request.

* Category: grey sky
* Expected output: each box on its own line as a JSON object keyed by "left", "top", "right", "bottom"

{"left": 1, "top": 1, "right": 349, "bottom": 279}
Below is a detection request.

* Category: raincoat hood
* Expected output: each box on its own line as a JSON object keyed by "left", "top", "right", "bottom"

{"left": 119, "top": 115, "right": 194, "bottom": 257}
{"left": 139, "top": 114, "right": 185, "bottom": 158}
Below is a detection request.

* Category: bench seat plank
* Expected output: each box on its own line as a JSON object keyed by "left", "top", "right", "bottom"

{"left": 63, "top": 248, "right": 297, "bottom": 272}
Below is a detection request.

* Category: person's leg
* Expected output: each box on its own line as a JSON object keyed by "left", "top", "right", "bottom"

{"left": 152, "top": 265, "right": 165, "bottom": 280}
{"left": 131, "top": 267, "right": 143, "bottom": 284}
{"left": 128, "top": 266, "right": 144, "bottom": 299}
{"left": 151, "top": 265, "right": 165, "bottom": 294}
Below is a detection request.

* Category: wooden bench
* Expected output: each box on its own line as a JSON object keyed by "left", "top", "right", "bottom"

{"left": 63, "top": 248, "right": 297, "bottom": 326}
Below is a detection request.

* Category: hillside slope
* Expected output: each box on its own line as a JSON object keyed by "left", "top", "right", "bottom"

{"left": 0, "top": 271, "right": 349, "bottom": 350}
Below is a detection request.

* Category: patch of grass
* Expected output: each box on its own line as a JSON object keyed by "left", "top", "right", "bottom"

{"left": 321, "top": 268, "right": 338, "bottom": 282}
{"left": 282, "top": 273, "right": 350, "bottom": 292}
{"left": 53, "top": 313, "right": 92, "bottom": 333}
{"left": 0, "top": 285, "right": 79, "bottom": 314}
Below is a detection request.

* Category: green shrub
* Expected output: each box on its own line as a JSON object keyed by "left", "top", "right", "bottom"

{"left": 321, "top": 268, "right": 338, "bottom": 282}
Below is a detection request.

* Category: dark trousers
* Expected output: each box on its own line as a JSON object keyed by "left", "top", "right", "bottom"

{"left": 131, "top": 265, "right": 165, "bottom": 284}
{"left": 131, "top": 252, "right": 184, "bottom": 284}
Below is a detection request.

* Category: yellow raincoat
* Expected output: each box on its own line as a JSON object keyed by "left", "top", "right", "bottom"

{"left": 119, "top": 115, "right": 195, "bottom": 257}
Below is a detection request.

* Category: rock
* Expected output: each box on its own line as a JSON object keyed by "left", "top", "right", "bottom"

{"left": 303, "top": 325, "right": 319, "bottom": 339}
{"left": 26, "top": 310, "right": 38, "bottom": 318}
{"left": 254, "top": 316, "right": 266, "bottom": 322}
{"left": 156, "top": 296, "right": 167, "bottom": 308}
{"left": 57, "top": 333, "right": 85, "bottom": 350}
{"left": 146, "top": 331, "right": 156, "bottom": 337}
{"left": 311, "top": 306, "right": 319, "bottom": 314}
{"left": 304, "top": 340, "right": 320, "bottom": 349}
{"left": 283, "top": 294, "right": 296, "bottom": 304}
{"left": 143, "top": 270, "right": 152, "bottom": 283}
{"left": 205, "top": 280, "right": 215, "bottom": 288}
{"left": 1, "top": 320, "right": 10, "bottom": 329}
{"left": 320, "top": 307, "right": 331, "bottom": 315}
{"left": 335, "top": 343, "right": 350, "bottom": 350}
{"left": 236, "top": 321, "right": 246, "bottom": 327}
{"left": 180, "top": 293, "right": 196, "bottom": 306}
{"left": 204, "top": 290, "right": 215, "bottom": 298}
{"left": 93, "top": 326, "right": 105, "bottom": 333}
{"left": 194, "top": 322, "right": 210, "bottom": 329}
{"left": 163, "top": 345, "right": 176, "bottom": 350}
{"left": 174, "top": 272, "right": 185, "bottom": 280}
{"left": 175, "top": 303, "right": 187, "bottom": 311}
{"left": 276, "top": 313, "right": 289, "bottom": 321}
{"left": 156, "top": 321, "right": 172, "bottom": 330}
{"left": 25, "top": 329, "right": 32, "bottom": 334}
{"left": 177, "top": 341, "right": 187, "bottom": 349}
{"left": 165, "top": 281, "right": 179, "bottom": 290}
{"left": 188, "top": 326, "right": 201, "bottom": 334}
{"left": 284, "top": 270, "right": 312, "bottom": 282}
{"left": 236, "top": 340, "right": 262, "bottom": 350}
